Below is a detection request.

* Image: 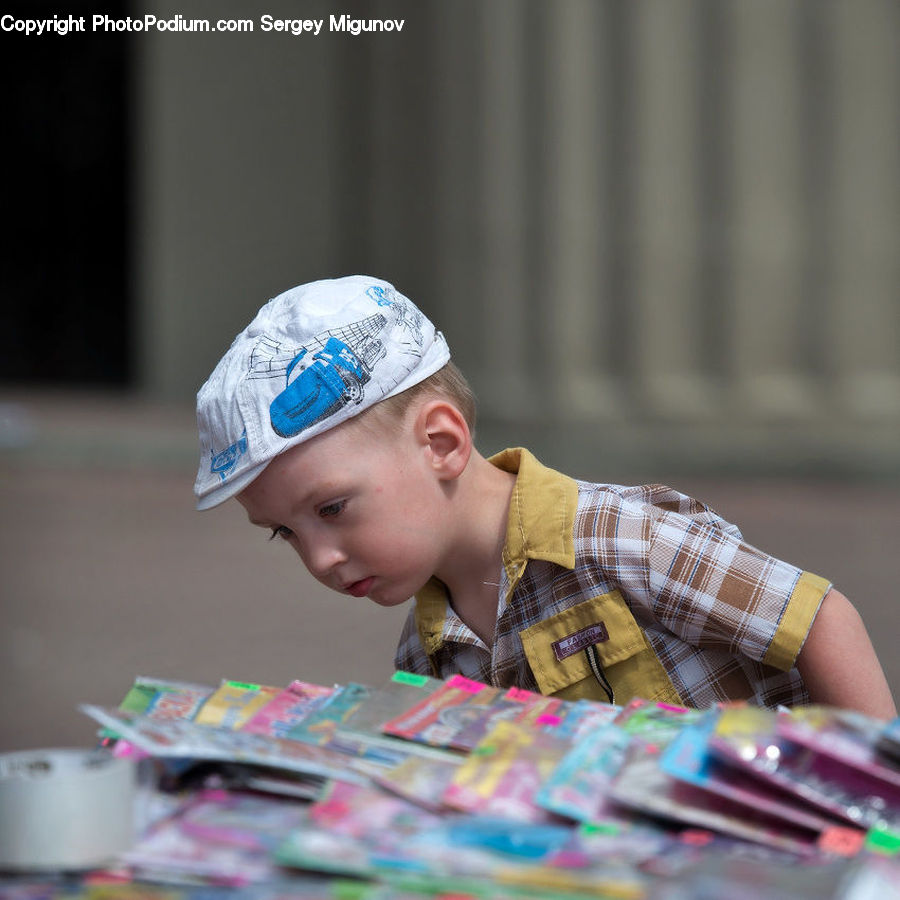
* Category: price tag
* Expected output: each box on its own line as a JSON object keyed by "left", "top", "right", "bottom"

{"left": 865, "top": 826, "right": 900, "bottom": 856}
{"left": 225, "top": 680, "right": 261, "bottom": 691}
{"left": 506, "top": 686, "right": 536, "bottom": 702}
{"left": 580, "top": 822, "right": 621, "bottom": 836}
{"left": 392, "top": 671, "right": 429, "bottom": 686}
{"left": 680, "top": 829, "right": 715, "bottom": 846}
{"left": 817, "top": 826, "right": 865, "bottom": 857}
{"left": 447, "top": 674, "right": 486, "bottom": 693}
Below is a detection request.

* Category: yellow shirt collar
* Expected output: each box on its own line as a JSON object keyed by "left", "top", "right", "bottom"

{"left": 489, "top": 448, "right": 577, "bottom": 583}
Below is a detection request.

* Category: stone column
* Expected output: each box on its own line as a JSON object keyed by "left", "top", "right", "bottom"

{"left": 630, "top": 0, "right": 715, "bottom": 419}
{"left": 727, "top": 0, "right": 818, "bottom": 419}
{"left": 543, "top": 0, "right": 619, "bottom": 420}
{"left": 477, "top": 0, "right": 532, "bottom": 418}
{"left": 827, "top": 0, "right": 900, "bottom": 419}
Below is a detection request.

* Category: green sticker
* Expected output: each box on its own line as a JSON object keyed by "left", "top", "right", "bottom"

{"left": 865, "top": 826, "right": 900, "bottom": 855}
{"left": 331, "top": 880, "right": 372, "bottom": 900}
{"left": 226, "top": 680, "right": 261, "bottom": 691}
{"left": 119, "top": 684, "right": 161, "bottom": 714}
{"left": 392, "top": 671, "right": 429, "bottom": 686}
{"left": 580, "top": 822, "right": 621, "bottom": 836}
{"left": 472, "top": 744, "right": 496, "bottom": 756}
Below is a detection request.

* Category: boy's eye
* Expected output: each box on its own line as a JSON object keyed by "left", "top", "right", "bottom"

{"left": 269, "top": 525, "right": 293, "bottom": 541}
{"left": 317, "top": 499, "right": 347, "bottom": 518}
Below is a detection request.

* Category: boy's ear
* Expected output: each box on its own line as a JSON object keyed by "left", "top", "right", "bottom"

{"left": 415, "top": 400, "right": 471, "bottom": 480}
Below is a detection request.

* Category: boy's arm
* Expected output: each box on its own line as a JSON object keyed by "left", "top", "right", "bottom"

{"left": 796, "top": 588, "right": 897, "bottom": 719}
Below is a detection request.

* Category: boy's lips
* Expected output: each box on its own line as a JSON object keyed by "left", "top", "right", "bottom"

{"left": 344, "top": 576, "right": 375, "bottom": 598}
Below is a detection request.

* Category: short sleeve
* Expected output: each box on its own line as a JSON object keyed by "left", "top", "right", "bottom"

{"left": 591, "top": 485, "right": 831, "bottom": 669}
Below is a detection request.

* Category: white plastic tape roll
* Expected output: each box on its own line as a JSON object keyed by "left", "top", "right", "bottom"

{"left": 0, "top": 748, "right": 135, "bottom": 871}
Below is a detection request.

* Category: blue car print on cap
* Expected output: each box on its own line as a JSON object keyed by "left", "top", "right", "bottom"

{"left": 270, "top": 336, "right": 370, "bottom": 438}
{"left": 209, "top": 429, "right": 248, "bottom": 482}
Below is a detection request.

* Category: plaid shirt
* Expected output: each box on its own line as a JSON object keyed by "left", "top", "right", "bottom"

{"left": 394, "top": 448, "right": 831, "bottom": 709}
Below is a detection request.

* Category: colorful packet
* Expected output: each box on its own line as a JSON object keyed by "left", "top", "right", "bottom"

{"left": 105, "top": 676, "right": 215, "bottom": 754}
{"left": 307, "top": 779, "right": 443, "bottom": 840}
{"left": 535, "top": 722, "right": 631, "bottom": 823}
{"left": 337, "top": 671, "right": 443, "bottom": 741}
{"left": 613, "top": 698, "right": 704, "bottom": 746}
{"left": 380, "top": 674, "right": 501, "bottom": 748}
{"left": 275, "top": 780, "right": 445, "bottom": 881}
{"left": 284, "top": 682, "right": 372, "bottom": 746}
{"left": 175, "top": 788, "right": 309, "bottom": 851}
{"left": 123, "top": 789, "right": 307, "bottom": 885}
{"left": 373, "top": 753, "right": 465, "bottom": 812}
{"left": 192, "top": 680, "right": 282, "bottom": 730}
{"left": 546, "top": 698, "right": 621, "bottom": 741}
{"left": 609, "top": 742, "right": 823, "bottom": 857}
{"left": 117, "top": 676, "right": 214, "bottom": 718}
{"left": 240, "top": 679, "right": 335, "bottom": 738}
{"left": 777, "top": 706, "right": 900, "bottom": 789}
{"left": 80, "top": 705, "right": 368, "bottom": 785}
{"left": 443, "top": 720, "right": 571, "bottom": 823}
{"left": 448, "top": 686, "right": 564, "bottom": 752}
{"left": 117, "top": 679, "right": 169, "bottom": 716}
{"left": 278, "top": 782, "right": 620, "bottom": 890}
{"left": 708, "top": 706, "right": 900, "bottom": 831}
{"left": 331, "top": 672, "right": 462, "bottom": 769}
{"left": 660, "top": 714, "right": 836, "bottom": 834}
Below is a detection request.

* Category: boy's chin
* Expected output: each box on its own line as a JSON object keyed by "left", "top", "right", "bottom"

{"left": 367, "top": 591, "right": 411, "bottom": 608}
{"left": 364, "top": 582, "right": 416, "bottom": 608}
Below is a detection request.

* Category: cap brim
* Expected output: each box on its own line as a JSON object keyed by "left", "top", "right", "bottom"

{"left": 195, "top": 459, "right": 270, "bottom": 511}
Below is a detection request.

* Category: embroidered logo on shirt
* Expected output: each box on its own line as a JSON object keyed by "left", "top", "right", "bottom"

{"left": 551, "top": 621, "right": 609, "bottom": 661}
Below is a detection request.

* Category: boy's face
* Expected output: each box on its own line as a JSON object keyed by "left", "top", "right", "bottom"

{"left": 236, "top": 414, "right": 450, "bottom": 607}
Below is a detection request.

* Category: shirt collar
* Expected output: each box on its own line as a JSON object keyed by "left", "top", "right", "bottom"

{"left": 414, "top": 577, "right": 459, "bottom": 655}
{"left": 413, "top": 448, "right": 577, "bottom": 654}
{"left": 489, "top": 448, "right": 577, "bottom": 584}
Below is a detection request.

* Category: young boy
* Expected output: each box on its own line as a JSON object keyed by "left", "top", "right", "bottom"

{"left": 194, "top": 275, "right": 896, "bottom": 719}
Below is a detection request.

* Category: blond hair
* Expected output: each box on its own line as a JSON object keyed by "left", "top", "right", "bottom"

{"left": 357, "top": 361, "right": 477, "bottom": 436}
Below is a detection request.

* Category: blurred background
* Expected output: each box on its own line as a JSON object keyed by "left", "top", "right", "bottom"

{"left": 1, "top": 0, "right": 898, "bottom": 751}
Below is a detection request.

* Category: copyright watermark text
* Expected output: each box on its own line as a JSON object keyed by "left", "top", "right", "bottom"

{"left": 1, "top": 14, "right": 407, "bottom": 37}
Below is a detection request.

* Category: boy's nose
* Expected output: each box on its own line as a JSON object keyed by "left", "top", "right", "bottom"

{"left": 304, "top": 541, "right": 347, "bottom": 578}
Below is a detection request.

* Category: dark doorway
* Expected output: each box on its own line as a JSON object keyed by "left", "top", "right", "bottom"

{"left": 1, "top": 3, "right": 132, "bottom": 386}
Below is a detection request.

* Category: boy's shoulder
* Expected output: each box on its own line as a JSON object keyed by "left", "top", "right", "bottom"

{"left": 572, "top": 478, "right": 744, "bottom": 540}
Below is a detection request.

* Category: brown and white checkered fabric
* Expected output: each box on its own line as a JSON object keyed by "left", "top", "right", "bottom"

{"left": 395, "top": 449, "right": 830, "bottom": 709}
